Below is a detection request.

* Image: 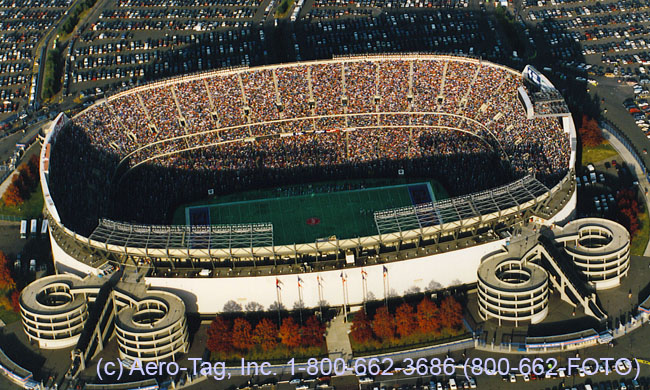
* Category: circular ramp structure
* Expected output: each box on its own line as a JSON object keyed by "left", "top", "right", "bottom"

{"left": 477, "top": 251, "right": 549, "bottom": 326}
{"left": 557, "top": 218, "right": 630, "bottom": 290}
{"left": 20, "top": 275, "right": 89, "bottom": 349}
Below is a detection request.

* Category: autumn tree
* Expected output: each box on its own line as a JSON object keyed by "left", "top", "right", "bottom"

{"left": 395, "top": 302, "right": 416, "bottom": 338}
{"left": 231, "top": 317, "right": 254, "bottom": 351}
{"left": 0, "top": 296, "right": 10, "bottom": 311}
{"left": 439, "top": 296, "right": 463, "bottom": 330}
{"left": 2, "top": 177, "right": 24, "bottom": 207}
{"left": 25, "top": 155, "right": 39, "bottom": 183}
{"left": 3, "top": 155, "right": 41, "bottom": 207}
{"left": 278, "top": 317, "right": 301, "bottom": 348}
{"left": 417, "top": 296, "right": 441, "bottom": 335}
{"left": 10, "top": 290, "right": 20, "bottom": 313}
{"left": 616, "top": 189, "right": 641, "bottom": 236}
{"left": 372, "top": 306, "right": 396, "bottom": 341}
{"left": 301, "top": 315, "right": 325, "bottom": 347}
{"left": 0, "top": 252, "right": 15, "bottom": 291}
{"left": 207, "top": 316, "right": 232, "bottom": 353}
{"left": 253, "top": 318, "right": 278, "bottom": 351}
{"left": 350, "top": 309, "right": 374, "bottom": 344}
{"left": 578, "top": 115, "right": 604, "bottom": 147}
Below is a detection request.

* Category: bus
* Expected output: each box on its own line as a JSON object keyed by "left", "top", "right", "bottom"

{"left": 20, "top": 220, "right": 27, "bottom": 239}
{"left": 40, "top": 219, "right": 48, "bottom": 237}
{"left": 30, "top": 219, "right": 37, "bottom": 237}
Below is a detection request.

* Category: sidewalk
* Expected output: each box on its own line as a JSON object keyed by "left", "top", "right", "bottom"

{"left": 601, "top": 127, "right": 650, "bottom": 256}
{"left": 325, "top": 314, "right": 353, "bottom": 363}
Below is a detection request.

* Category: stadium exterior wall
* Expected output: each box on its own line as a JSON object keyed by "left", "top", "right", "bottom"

{"left": 50, "top": 230, "right": 97, "bottom": 276}
{"left": 145, "top": 238, "right": 508, "bottom": 313}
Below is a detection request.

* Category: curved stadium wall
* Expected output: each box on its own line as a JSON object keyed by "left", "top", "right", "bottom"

{"left": 40, "top": 54, "right": 577, "bottom": 314}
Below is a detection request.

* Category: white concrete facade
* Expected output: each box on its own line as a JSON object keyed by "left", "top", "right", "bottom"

{"left": 20, "top": 275, "right": 89, "bottom": 349}
{"left": 146, "top": 238, "right": 507, "bottom": 313}
{"left": 477, "top": 247, "right": 550, "bottom": 326}
{"left": 557, "top": 218, "right": 630, "bottom": 290}
{"left": 113, "top": 290, "right": 189, "bottom": 362}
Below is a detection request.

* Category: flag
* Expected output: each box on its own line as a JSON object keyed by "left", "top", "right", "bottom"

{"left": 317, "top": 275, "right": 322, "bottom": 286}
{"left": 276, "top": 278, "right": 282, "bottom": 290}
{"left": 297, "top": 276, "right": 303, "bottom": 288}
{"left": 340, "top": 272, "right": 346, "bottom": 283}
{"left": 383, "top": 265, "right": 388, "bottom": 278}
{"left": 361, "top": 269, "right": 367, "bottom": 280}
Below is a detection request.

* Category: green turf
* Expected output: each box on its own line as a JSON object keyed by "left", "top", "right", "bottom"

{"left": 179, "top": 179, "right": 447, "bottom": 245}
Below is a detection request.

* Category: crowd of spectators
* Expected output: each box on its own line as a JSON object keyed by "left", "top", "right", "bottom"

{"left": 49, "top": 57, "right": 571, "bottom": 235}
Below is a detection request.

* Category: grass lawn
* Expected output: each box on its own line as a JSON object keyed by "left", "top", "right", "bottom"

{"left": 630, "top": 210, "right": 650, "bottom": 256}
{"left": 0, "top": 307, "right": 20, "bottom": 325}
{"left": 350, "top": 329, "right": 470, "bottom": 356}
{"left": 0, "top": 184, "right": 44, "bottom": 219}
{"left": 211, "top": 344, "right": 327, "bottom": 365}
{"left": 274, "top": 0, "right": 294, "bottom": 17}
{"left": 581, "top": 142, "right": 619, "bottom": 166}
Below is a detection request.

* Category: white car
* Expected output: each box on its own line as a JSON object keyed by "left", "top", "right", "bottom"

{"left": 468, "top": 378, "right": 477, "bottom": 389}
{"left": 523, "top": 373, "right": 530, "bottom": 382}
{"left": 449, "top": 378, "right": 457, "bottom": 390}
{"left": 509, "top": 373, "right": 516, "bottom": 383}
{"left": 359, "top": 377, "right": 373, "bottom": 384}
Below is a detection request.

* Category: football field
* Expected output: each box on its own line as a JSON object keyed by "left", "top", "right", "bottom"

{"left": 176, "top": 179, "right": 447, "bottom": 246}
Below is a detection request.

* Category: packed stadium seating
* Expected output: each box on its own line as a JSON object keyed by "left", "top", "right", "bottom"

{"left": 49, "top": 56, "right": 570, "bottom": 235}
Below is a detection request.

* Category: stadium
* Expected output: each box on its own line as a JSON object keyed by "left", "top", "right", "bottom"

{"left": 39, "top": 54, "right": 578, "bottom": 315}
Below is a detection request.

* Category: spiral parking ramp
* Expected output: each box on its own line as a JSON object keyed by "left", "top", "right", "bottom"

{"left": 556, "top": 218, "right": 630, "bottom": 290}
{"left": 477, "top": 242, "right": 550, "bottom": 326}
{"left": 113, "top": 289, "right": 189, "bottom": 363}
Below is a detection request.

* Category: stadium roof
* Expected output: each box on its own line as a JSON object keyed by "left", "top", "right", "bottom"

{"left": 89, "top": 220, "right": 274, "bottom": 253}
{"left": 374, "top": 176, "right": 549, "bottom": 235}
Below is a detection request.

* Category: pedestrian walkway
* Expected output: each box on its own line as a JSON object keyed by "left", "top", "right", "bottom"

{"left": 601, "top": 128, "right": 650, "bottom": 256}
{"left": 325, "top": 313, "right": 353, "bottom": 367}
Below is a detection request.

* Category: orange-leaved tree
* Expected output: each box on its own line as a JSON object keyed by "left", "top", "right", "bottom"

{"left": 372, "top": 306, "right": 396, "bottom": 341}
{"left": 350, "top": 309, "right": 374, "bottom": 344}
{"left": 231, "top": 317, "right": 254, "bottom": 351}
{"left": 2, "top": 177, "right": 24, "bottom": 207}
{"left": 207, "top": 316, "right": 232, "bottom": 353}
{"left": 278, "top": 317, "right": 301, "bottom": 348}
{"left": 253, "top": 318, "right": 278, "bottom": 351}
{"left": 0, "top": 252, "right": 15, "bottom": 291}
{"left": 10, "top": 290, "right": 20, "bottom": 313}
{"left": 395, "top": 302, "right": 416, "bottom": 338}
{"left": 301, "top": 315, "right": 325, "bottom": 347}
{"left": 578, "top": 115, "right": 604, "bottom": 147}
{"left": 416, "top": 296, "right": 441, "bottom": 335}
{"left": 439, "top": 296, "right": 463, "bottom": 330}
{"left": 616, "top": 189, "right": 641, "bottom": 236}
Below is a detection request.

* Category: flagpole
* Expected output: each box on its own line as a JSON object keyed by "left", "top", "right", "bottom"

{"left": 345, "top": 275, "right": 350, "bottom": 319}
{"left": 383, "top": 266, "right": 388, "bottom": 307}
{"left": 341, "top": 273, "right": 347, "bottom": 322}
{"left": 361, "top": 269, "right": 367, "bottom": 312}
{"left": 298, "top": 276, "right": 303, "bottom": 325}
{"left": 317, "top": 275, "right": 323, "bottom": 322}
{"left": 276, "top": 278, "right": 282, "bottom": 325}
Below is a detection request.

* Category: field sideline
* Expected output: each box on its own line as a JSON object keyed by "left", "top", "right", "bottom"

{"left": 174, "top": 178, "right": 448, "bottom": 245}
